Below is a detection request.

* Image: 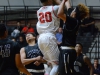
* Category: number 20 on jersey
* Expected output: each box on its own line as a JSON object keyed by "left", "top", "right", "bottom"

{"left": 39, "top": 12, "right": 52, "bottom": 23}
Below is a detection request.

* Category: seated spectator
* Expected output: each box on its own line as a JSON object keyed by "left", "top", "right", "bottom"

{"left": 16, "top": 21, "right": 23, "bottom": 32}
{"left": 11, "top": 27, "right": 20, "bottom": 39}
{"left": 11, "top": 37, "right": 16, "bottom": 42}
{"left": 79, "top": 14, "right": 95, "bottom": 36}
{"left": 17, "top": 35, "right": 27, "bottom": 48}
{"left": 0, "top": 20, "right": 4, "bottom": 24}
{"left": 93, "top": 58, "right": 100, "bottom": 75}
{"left": 21, "top": 22, "right": 34, "bottom": 34}
{"left": 55, "top": 27, "right": 63, "bottom": 47}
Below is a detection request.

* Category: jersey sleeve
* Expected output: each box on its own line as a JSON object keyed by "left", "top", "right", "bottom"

{"left": 52, "top": 5, "right": 59, "bottom": 17}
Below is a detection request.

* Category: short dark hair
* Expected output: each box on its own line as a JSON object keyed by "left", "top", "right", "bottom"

{"left": 76, "top": 43, "right": 83, "bottom": 49}
{"left": 40, "top": 0, "right": 48, "bottom": 3}
{"left": 26, "top": 32, "right": 36, "bottom": 37}
{"left": 94, "top": 58, "right": 98, "bottom": 61}
{"left": 0, "top": 24, "right": 7, "bottom": 37}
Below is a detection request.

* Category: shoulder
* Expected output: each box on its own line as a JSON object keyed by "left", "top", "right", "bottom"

{"left": 83, "top": 55, "right": 90, "bottom": 62}
{"left": 20, "top": 47, "right": 25, "bottom": 52}
{"left": 53, "top": 5, "right": 59, "bottom": 10}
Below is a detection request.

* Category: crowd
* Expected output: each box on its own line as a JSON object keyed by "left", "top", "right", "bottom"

{"left": 0, "top": 0, "right": 99, "bottom": 75}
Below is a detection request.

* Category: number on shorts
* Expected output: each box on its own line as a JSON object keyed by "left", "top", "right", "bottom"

{"left": 39, "top": 12, "right": 52, "bottom": 23}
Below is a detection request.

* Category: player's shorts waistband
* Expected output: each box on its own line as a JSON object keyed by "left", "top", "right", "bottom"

{"left": 60, "top": 46, "right": 75, "bottom": 50}
{"left": 27, "top": 69, "right": 44, "bottom": 73}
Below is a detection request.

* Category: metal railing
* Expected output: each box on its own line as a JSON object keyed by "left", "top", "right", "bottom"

{"left": 0, "top": 6, "right": 100, "bottom": 24}
{"left": 87, "top": 33, "right": 100, "bottom": 59}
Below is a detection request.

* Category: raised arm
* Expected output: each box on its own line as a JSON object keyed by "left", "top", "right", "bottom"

{"left": 65, "top": 0, "right": 71, "bottom": 10}
{"left": 53, "top": 0, "right": 62, "bottom": 5}
{"left": 57, "top": 0, "right": 67, "bottom": 21}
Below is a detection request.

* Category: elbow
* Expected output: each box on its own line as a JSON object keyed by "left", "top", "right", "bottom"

{"left": 21, "top": 60, "right": 26, "bottom": 65}
{"left": 22, "top": 61, "right": 26, "bottom": 65}
{"left": 57, "top": 13, "right": 62, "bottom": 18}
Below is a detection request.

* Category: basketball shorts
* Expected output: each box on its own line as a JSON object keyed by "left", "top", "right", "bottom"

{"left": 38, "top": 33, "right": 60, "bottom": 62}
{"left": 59, "top": 46, "right": 77, "bottom": 75}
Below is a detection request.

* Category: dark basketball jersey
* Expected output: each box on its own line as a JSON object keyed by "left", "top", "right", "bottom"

{"left": 74, "top": 53, "right": 90, "bottom": 75}
{"left": 0, "top": 38, "right": 20, "bottom": 74}
{"left": 24, "top": 43, "right": 44, "bottom": 70}
{"left": 61, "top": 8, "right": 81, "bottom": 47}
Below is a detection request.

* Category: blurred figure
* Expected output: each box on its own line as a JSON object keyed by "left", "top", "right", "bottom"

{"left": 0, "top": 20, "right": 4, "bottom": 24}
{"left": 74, "top": 43, "right": 93, "bottom": 75}
{"left": 11, "top": 27, "right": 20, "bottom": 39}
{"left": 21, "top": 23, "right": 34, "bottom": 34}
{"left": 16, "top": 21, "right": 23, "bottom": 32}
{"left": 93, "top": 58, "right": 100, "bottom": 75}
{"left": 11, "top": 37, "right": 16, "bottom": 42}
{"left": 79, "top": 14, "right": 95, "bottom": 36}
{"left": 17, "top": 35, "right": 27, "bottom": 48}
{"left": 56, "top": 27, "right": 63, "bottom": 47}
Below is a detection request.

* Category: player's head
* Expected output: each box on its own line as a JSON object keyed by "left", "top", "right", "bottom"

{"left": 75, "top": 43, "right": 83, "bottom": 54}
{"left": 25, "top": 32, "right": 36, "bottom": 43}
{"left": 17, "top": 21, "right": 21, "bottom": 26}
{"left": 40, "top": 0, "right": 53, "bottom": 5}
{"left": 0, "top": 24, "right": 8, "bottom": 38}
{"left": 70, "top": 3, "right": 89, "bottom": 20}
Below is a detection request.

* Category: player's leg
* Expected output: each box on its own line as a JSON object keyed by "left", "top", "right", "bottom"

{"left": 50, "top": 61, "right": 59, "bottom": 75}
{"left": 38, "top": 33, "right": 60, "bottom": 75}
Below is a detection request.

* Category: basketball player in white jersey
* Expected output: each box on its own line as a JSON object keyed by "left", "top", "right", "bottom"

{"left": 36, "top": 0, "right": 61, "bottom": 75}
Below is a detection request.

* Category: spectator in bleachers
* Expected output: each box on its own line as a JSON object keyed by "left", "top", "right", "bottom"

{"left": 0, "top": 20, "right": 4, "bottom": 24}
{"left": 11, "top": 37, "right": 16, "bottom": 42}
{"left": 93, "top": 58, "right": 100, "bottom": 75}
{"left": 56, "top": 27, "right": 63, "bottom": 47}
{"left": 79, "top": 14, "right": 95, "bottom": 36}
{"left": 17, "top": 35, "right": 27, "bottom": 48}
{"left": 16, "top": 21, "right": 23, "bottom": 32}
{"left": 11, "top": 27, "right": 20, "bottom": 39}
{"left": 21, "top": 22, "right": 34, "bottom": 35}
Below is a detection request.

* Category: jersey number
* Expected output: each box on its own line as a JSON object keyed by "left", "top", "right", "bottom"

{"left": 39, "top": 12, "right": 52, "bottom": 23}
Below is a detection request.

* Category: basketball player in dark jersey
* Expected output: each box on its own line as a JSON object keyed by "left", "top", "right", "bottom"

{"left": 57, "top": 0, "right": 89, "bottom": 75}
{"left": 20, "top": 33, "right": 46, "bottom": 75}
{"left": 0, "top": 24, "right": 31, "bottom": 75}
{"left": 74, "top": 43, "right": 93, "bottom": 75}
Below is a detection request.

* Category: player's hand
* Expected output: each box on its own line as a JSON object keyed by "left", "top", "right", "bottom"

{"left": 36, "top": 56, "right": 42, "bottom": 61}
{"left": 34, "top": 61, "right": 41, "bottom": 66}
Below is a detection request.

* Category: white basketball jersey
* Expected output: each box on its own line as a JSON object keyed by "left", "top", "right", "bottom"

{"left": 36, "top": 5, "right": 60, "bottom": 34}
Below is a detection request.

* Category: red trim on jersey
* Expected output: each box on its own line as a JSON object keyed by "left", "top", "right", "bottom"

{"left": 52, "top": 6, "right": 58, "bottom": 18}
